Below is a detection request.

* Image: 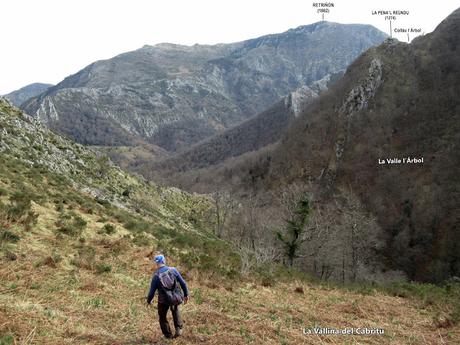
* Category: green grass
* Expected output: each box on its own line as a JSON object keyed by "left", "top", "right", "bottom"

{"left": 0, "top": 334, "right": 14, "bottom": 345}
{"left": 384, "top": 281, "right": 460, "bottom": 325}
{"left": 0, "top": 228, "right": 20, "bottom": 243}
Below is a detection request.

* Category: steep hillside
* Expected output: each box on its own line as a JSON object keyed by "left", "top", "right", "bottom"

{"left": 193, "top": 9, "right": 460, "bottom": 284}
{"left": 274, "top": 9, "right": 460, "bottom": 283}
{"left": 0, "top": 94, "right": 244, "bottom": 281}
{"left": 4, "top": 83, "right": 53, "bottom": 107}
{"left": 22, "top": 22, "right": 386, "bottom": 152}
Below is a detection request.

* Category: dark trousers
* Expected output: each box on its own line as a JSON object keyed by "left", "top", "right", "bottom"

{"left": 158, "top": 302, "right": 182, "bottom": 337}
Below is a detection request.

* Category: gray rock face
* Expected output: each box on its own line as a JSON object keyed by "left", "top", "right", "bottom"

{"left": 4, "top": 83, "right": 53, "bottom": 107}
{"left": 23, "top": 22, "right": 387, "bottom": 152}
{"left": 287, "top": 73, "right": 336, "bottom": 117}
{"left": 322, "top": 58, "right": 383, "bottom": 192}
{"left": 151, "top": 73, "right": 339, "bottom": 176}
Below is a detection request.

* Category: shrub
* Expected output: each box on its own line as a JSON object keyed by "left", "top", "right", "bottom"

{"left": 132, "top": 233, "right": 150, "bottom": 246}
{"left": 123, "top": 218, "right": 150, "bottom": 233}
{"left": 0, "top": 334, "right": 14, "bottom": 345}
{"left": 151, "top": 226, "right": 171, "bottom": 240}
{"left": 55, "top": 212, "right": 87, "bottom": 236}
{"left": 55, "top": 203, "right": 64, "bottom": 212}
{"left": 3, "top": 190, "right": 38, "bottom": 230}
{"left": 73, "top": 214, "right": 87, "bottom": 230}
{"left": 95, "top": 262, "right": 112, "bottom": 274}
{"left": 101, "top": 223, "right": 116, "bottom": 235}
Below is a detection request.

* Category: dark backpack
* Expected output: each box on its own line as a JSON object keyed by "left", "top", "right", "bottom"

{"left": 157, "top": 268, "right": 184, "bottom": 306}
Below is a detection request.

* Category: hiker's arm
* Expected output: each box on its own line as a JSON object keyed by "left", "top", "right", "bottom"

{"left": 173, "top": 268, "right": 189, "bottom": 297}
{"left": 146, "top": 275, "right": 159, "bottom": 304}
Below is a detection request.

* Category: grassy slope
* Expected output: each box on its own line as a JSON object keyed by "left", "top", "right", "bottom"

{"left": 0, "top": 98, "right": 459, "bottom": 344}
{"left": 2, "top": 249, "right": 459, "bottom": 345}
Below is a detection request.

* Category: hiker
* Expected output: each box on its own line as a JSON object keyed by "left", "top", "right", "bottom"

{"left": 146, "top": 254, "right": 189, "bottom": 339}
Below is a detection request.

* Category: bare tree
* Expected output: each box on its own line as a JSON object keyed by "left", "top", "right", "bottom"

{"left": 242, "top": 193, "right": 261, "bottom": 251}
{"left": 212, "top": 191, "right": 238, "bottom": 238}
{"left": 340, "top": 191, "right": 381, "bottom": 282}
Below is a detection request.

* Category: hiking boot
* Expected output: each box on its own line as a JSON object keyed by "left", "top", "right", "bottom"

{"left": 174, "top": 328, "right": 183, "bottom": 338}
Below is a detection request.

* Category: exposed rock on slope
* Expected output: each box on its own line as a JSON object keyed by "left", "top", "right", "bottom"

{"left": 0, "top": 97, "right": 207, "bottom": 229}
{"left": 146, "top": 72, "right": 341, "bottom": 179}
{"left": 22, "top": 22, "right": 387, "bottom": 152}
{"left": 260, "top": 9, "right": 460, "bottom": 282}
{"left": 321, "top": 58, "right": 383, "bottom": 194}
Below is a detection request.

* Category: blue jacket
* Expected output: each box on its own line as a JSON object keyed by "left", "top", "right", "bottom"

{"left": 147, "top": 266, "right": 189, "bottom": 304}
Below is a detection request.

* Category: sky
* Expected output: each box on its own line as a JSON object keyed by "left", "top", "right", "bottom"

{"left": 1, "top": 0, "right": 459, "bottom": 94}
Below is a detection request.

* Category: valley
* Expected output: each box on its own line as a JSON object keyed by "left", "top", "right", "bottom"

{"left": 0, "top": 98, "right": 458, "bottom": 344}
{"left": 1, "top": 3, "right": 460, "bottom": 344}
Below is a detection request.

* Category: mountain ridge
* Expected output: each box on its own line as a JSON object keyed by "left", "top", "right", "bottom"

{"left": 22, "top": 21, "right": 387, "bottom": 152}
{"left": 4, "top": 82, "right": 53, "bottom": 107}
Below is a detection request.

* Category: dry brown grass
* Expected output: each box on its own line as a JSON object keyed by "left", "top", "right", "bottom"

{"left": 1, "top": 192, "right": 459, "bottom": 345}
{"left": 1, "top": 225, "right": 459, "bottom": 345}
